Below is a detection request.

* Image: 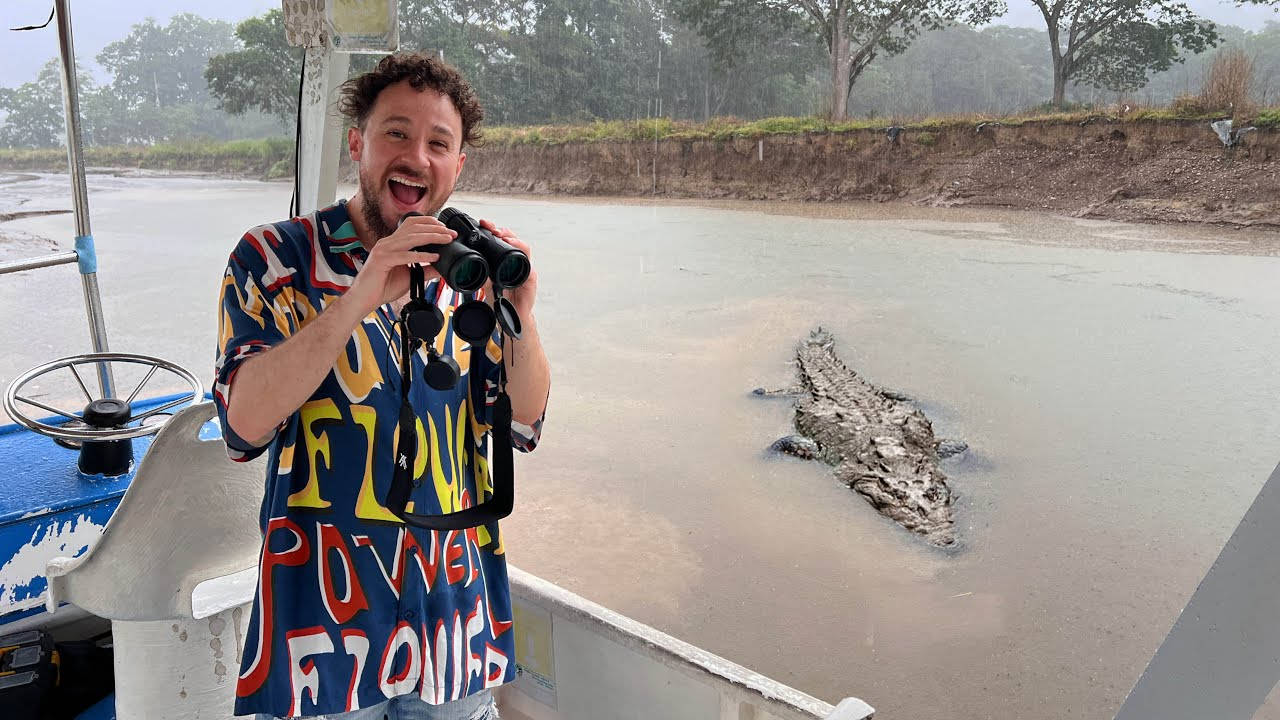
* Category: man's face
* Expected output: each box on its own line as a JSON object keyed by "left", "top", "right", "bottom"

{"left": 348, "top": 81, "right": 467, "bottom": 238}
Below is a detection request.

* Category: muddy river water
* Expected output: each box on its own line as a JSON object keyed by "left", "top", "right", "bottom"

{"left": 3, "top": 172, "right": 1280, "bottom": 719}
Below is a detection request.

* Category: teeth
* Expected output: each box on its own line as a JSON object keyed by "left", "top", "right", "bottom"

{"left": 390, "top": 176, "right": 426, "bottom": 188}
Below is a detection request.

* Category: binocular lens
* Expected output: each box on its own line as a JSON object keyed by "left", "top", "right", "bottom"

{"left": 450, "top": 256, "right": 488, "bottom": 293}
{"left": 495, "top": 253, "right": 531, "bottom": 289}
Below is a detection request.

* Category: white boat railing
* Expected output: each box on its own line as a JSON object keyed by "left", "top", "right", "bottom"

{"left": 502, "top": 566, "right": 874, "bottom": 720}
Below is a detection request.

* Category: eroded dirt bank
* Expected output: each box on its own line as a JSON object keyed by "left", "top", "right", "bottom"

{"left": 459, "top": 119, "right": 1280, "bottom": 227}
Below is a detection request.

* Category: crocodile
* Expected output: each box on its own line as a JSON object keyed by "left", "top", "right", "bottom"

{"left": 767, "top": 328, "right": 959, "bottom": 547}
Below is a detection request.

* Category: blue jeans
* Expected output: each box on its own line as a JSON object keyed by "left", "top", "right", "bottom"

{"left": 253, "top": 690, "right": 498, "bottom": 720}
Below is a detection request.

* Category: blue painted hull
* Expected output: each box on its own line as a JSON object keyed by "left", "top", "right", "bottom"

{"left": 0, "top": 394, "right": 201, "bottom": 627}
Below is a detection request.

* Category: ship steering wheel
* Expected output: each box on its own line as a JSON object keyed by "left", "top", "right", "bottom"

{"left": 3, "top": 352, "right": 203, "bottom": 444}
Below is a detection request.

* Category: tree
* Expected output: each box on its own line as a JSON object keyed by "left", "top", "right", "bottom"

{"left": 1030, "top": 0, "right": 1219, "bottom": 107}
{"left": 680, "top": 0, "right": 1004, "bottom": 120}
{"left": 0, "top": 59, "right": 103, "bottom": 148}
{"left": 0, "top": 60, "right": 68, "bottom": 148}
{"left": 205, "top": 9, "right": 301, "bottom": 124}
{"left": 89, "top": 13, "right": 241, "bottom": 143}
{"left": 98, "top": 14, "right": 237, "bottom": 109}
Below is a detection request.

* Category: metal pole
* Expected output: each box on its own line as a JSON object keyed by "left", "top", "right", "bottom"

{"left": 54, "top": 0, "right": 114, "bottom": 398}
{"left": 0, "top": 252, "right": 79, "bottom": 275}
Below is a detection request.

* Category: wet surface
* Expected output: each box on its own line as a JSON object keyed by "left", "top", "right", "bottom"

{"left": 3, "top": 173, "right": 1280, "bottom": 719}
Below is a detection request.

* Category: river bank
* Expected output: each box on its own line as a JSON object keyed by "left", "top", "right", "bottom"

{"left": 459, "top": 118, "right": 1280, "bottom": 228}
{"left": 2, "top": 118, "right": 1277, "bottom": 228}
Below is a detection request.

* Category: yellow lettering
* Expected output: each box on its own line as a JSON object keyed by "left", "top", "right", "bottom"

{"left": 415, "top": 417, "right": 428, "bottom": 480}
{"left": 429, "top": 409, "right": 462, "bottom": 515}
{"left": 278, "top": 440, "right": 295, "bottom": 473}
{"left": 352, "top": 404, "right": 403, "bottom": 522}
{"left": 287, "top": 399, "right": 339, "bottom": 509}
{"left": 334, "top": 321, "right": 384, "bottom": 403}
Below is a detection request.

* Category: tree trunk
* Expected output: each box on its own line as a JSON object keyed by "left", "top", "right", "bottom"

{"left": 1052, "top": 59, "right": 1072, "bottom": 108}
{"left": 830, "top": 33, "right": 851, "bottom": 121}
{"left": 1047, "top": 23, "right": 1069, "bottom": 109}
{"left": 703, "top": 70, "right": 710, "bottom": 123}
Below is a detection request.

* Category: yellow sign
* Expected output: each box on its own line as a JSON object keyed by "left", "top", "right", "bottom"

{"left": 328, "top": 0, "right": 398, "bottom": 52}
{"left": 512, "top": 599, "right": 557, "bottom": 708}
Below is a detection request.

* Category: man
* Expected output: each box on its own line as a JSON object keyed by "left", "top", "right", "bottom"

{"left": 214, "top": 53, "right": 549, "bottom": 719}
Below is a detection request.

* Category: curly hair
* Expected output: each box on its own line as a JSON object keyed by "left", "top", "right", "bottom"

{"left": 337, "top": 53, "right": 484, "bottom": 147}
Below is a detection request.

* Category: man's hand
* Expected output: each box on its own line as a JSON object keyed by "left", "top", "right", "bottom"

{"left": 479, "top": 219, "right": 537, "bottom": 316}
{"left": 476, "top": 219, "right": 549, "bottom": 427}
{"left": 346, "top": 214, "right": 457, "bottom": 315}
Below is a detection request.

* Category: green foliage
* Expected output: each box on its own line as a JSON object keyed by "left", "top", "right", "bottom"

{"left": 205, "top": 9, "right": 300, "bottom": 124}
{"left": 0, "top": 13, "right": 283, "bottom": 149}
{"left": 1031, "top": 0, "right": 1221, "bottom": 107}
{"left": 98, "top": 14, "right": 237, "bottom": 108}
{"left": 1075, "top": 15, "right": 1219, "bottom": 93}
{"left": 1254, "top": 109, "right": 1280, "bottom": 129}
{"left": 0, "top": 60, "right": 74, "bottom": 148}
{"left": 677, "top": 0, "right": 1006, "bottom": 120}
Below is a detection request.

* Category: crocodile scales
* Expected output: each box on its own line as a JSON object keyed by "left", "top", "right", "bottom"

{"left": 775, "top": 328, "right": 958, "bottom": 547}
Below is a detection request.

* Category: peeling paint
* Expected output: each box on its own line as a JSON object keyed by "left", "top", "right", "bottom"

{"left": 0, "top": 513, "right": 105, "bottom": 610}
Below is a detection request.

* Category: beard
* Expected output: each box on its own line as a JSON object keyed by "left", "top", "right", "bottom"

{"left": 358, "top": 164, "right": 396, "bottom": 240}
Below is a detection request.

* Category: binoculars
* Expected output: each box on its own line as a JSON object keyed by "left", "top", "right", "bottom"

{"left": 388, "top": 208, "right": 524, "bottom": 531}
{"left": 397, "top": 208, "right": 528, "bottom": 391}
{"left": 412, "top": 208, "right": 530, "bottom": 294}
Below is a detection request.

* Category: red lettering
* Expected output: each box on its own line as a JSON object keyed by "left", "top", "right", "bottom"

{"left": 445, "top": 531, "right": 466, "bottom": 585}
{"left": 356, "top": 529, "right": 440, "bottom": 596}
{"left": 238, "top": 517, "right": 310, "bottom": 698}
{"left": 341, "top": 630, "right": 369, "bottom": 712}
{"left": 318, "top": 523, "right": 369, "bottom": 623}
{"left": 464, "top": 527, "right": 481, "bottom": 587}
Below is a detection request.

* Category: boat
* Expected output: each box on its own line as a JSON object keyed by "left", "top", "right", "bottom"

{"left": 0, "top": 2, "right": 875, "bottom": 718}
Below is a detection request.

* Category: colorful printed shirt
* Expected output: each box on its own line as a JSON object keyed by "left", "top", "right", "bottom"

{"left": 214, "top": 200, "right": 542, "bottom": 717}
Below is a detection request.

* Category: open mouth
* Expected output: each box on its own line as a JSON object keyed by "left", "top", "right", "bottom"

{"left": 388, "top": 175, "right": 427, "bottom": 209}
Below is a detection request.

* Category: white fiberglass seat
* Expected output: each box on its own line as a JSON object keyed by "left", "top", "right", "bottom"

{"left": 45, "top": 402, "right": 266, "bottom": 719}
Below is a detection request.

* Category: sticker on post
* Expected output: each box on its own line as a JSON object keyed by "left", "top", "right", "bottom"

{"left": 513, "top": 599, "right": 556, "bottom": 708}
{"left": 327, "top": 0, "right": 398, "bottom": 52}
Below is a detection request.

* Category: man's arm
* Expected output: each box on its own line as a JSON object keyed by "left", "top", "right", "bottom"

{"left": 477, "top": 219, "right": 550, "bottom": 427}
{"left": 225, "top": 291, "right": 370, "bottom": 444}
{"left": 504, "top": 314, "right": 550, "bottom": 426}
{"left": 223, "top": 216, "right": 457, "bottom": 445}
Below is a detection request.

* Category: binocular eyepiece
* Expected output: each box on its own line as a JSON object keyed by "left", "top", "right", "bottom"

{"left": 401, "top": 208, "right": 530, "bottom": 293}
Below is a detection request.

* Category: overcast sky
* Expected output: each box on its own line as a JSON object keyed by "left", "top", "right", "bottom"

{"left": 0, "top": 0, "right": 1276, "bottom": 88}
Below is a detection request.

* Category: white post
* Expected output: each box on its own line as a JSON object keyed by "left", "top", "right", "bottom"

{"left": 297, "top": 47, "right": 350, "bottom": 215}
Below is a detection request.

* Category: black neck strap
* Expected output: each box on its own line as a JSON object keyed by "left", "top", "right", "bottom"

{"left": 385, "top": 292, "right": 514, "bottom": 531}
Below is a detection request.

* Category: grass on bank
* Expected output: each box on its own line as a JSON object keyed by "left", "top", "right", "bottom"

{"left": 1, "top": 107, "right": 1276, "bottom": 174}
{"left": 0, "top": 137, "right": 294, "bottom": 176}
{"left": 481, "top": 105, "right": 1280, "bottom": 146}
